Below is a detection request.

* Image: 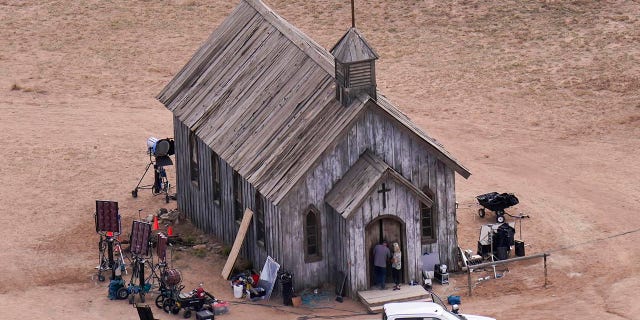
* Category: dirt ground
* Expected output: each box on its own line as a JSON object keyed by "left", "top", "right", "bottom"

{"left": 1, "top": 0, "right": 639, "bottom": 319}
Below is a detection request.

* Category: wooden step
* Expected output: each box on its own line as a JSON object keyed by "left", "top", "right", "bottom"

{"left": 368, "top": 304, "right": 385, "bottom": 314}
{"left": 357, "top": 284, "right": 431, "bottom": 313}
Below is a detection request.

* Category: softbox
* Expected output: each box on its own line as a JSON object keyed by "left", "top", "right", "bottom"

{"left": 95, "top": 200, "right": 120, "bottom": 234}
{"left": 130, "top": 220, "right": 152, "bottom": 256}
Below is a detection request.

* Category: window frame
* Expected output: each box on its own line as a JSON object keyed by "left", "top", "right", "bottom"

{"left": 233, "top": 170, "right": 243, "bottom": 223}
{"left": 189, "top": 131, "right": 199, "bottom": 187}
{"left": 420, "top": 188, "right": 436, "bottom": 244}
{"left": 211, "top": 152, "right": 221, "bottom": 204}
{"left": 303, "top": 205, "right": 322, "bottom": 263}
{"left": 255, "top": 192, "right": 265, "bottom": 248}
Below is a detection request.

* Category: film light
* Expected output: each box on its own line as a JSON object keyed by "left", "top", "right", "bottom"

{"left": 146, "top": 137, "right": 175, "bottom": 157}
{"left": 130, "top": 220, "right": 152, "bottom": 256}
{"left": 95, "top": 200, "right": 121, "bottom": 234}
{"left": 132, "top": 136, "right": 175, "bottom": 202}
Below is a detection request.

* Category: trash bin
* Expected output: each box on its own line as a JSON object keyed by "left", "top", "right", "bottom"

{"left": 515, "top": 240, "right": 525, "bottom": 257}
{"left": 279, "top": 270, "right": 293, "bottom": 306}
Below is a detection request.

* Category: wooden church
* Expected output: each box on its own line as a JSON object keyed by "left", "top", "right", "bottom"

{"left": 157, "top": 0, "right": 470, "bottom": 297}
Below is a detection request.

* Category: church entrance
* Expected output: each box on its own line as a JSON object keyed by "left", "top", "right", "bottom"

{"left": 365, "top": 216, "right": 405, "bottom": 287}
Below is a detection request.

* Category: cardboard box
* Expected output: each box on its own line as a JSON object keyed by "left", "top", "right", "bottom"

{"left": 291, "top": 296, "right": 302, "bottom": 307}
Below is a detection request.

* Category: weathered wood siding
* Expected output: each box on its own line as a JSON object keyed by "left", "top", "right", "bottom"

{"left": 176, "top": 102, "right": 457, "bottom": 296}
{"left": 346, "top": 178, "right": 421, "bottom": 291}
{"left": 173, "top": 117, "right": 273, "bottom": 271}
{"left": 278, "top": 108, "right": 457, "bottom": 296}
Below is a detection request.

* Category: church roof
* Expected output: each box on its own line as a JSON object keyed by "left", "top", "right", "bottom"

{"left": 157, "top": 0, "right": 469, "bottom": 205}
{"left": 330, "top": 27, "right": 379, "bottom": 63}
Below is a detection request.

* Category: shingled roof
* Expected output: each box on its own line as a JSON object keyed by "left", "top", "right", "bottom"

{"left": 157, "top": 0, "right": 469, "bottom": 205}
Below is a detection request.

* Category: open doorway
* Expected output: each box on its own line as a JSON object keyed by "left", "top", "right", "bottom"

{"left": 365, "top": 216, "right": 405, "bottom": 288}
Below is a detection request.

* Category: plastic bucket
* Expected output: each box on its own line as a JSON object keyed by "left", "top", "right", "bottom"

{"left": 233, "top": 284, "right": 244, "bottom": 298}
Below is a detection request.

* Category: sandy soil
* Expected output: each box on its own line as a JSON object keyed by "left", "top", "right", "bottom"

{"left": 1, "top": 0, "right": 639, "bottom": 319}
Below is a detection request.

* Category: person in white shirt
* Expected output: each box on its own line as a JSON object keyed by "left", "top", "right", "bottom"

{"left": 391, "top": 242, "right": 402, "bottom": 290}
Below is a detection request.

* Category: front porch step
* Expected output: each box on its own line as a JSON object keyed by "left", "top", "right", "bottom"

{"left": 357, "top": 284, "right": 431, "bottom": 313}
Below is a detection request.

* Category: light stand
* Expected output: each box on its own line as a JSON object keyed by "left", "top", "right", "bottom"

{"left": 128, "top": 220, "right": 152, "bottom": 303}
{"left": 488, "top": 225, "right": 497, "bottom": 278}
{"left": 516, "top": 213, "right": 530, "bottom": 241}
{"left": 131, "top": 137, "right": 174, "bottom": 203}
{"left": 147, "top": 232, "right": 169, "bottom": 289}
{"left": 95, "top": 200, "right": 122, "bottom": 282}
{"left": 107, "top": 237, "right": 115, "bottom": 280}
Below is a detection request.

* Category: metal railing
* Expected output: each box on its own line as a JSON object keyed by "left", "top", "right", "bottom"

{"left": 465, "top": 252, "right": 550, "bottom": 296}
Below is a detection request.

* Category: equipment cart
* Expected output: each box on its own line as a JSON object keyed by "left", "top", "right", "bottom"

{"left": 476, "top": 192, "right": 519, "bottom": 223}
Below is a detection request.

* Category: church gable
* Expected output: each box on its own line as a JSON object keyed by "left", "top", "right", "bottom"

{"left": 326, "top": 150, "right": 433, "bottom": 219}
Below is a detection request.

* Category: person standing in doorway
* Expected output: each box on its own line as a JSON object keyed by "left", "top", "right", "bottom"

{"left": 391, "top": 242, "right": 402, "bottom": 290}
{"left": 373, "top": 240, "right": 391, "bottom": 290}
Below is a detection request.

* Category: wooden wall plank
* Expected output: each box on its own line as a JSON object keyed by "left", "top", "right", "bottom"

{"left": 445, "top": 167, "right": 458, "bottom": 269}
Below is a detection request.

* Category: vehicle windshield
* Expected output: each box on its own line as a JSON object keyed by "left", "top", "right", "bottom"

{"left": 429, "top": 290, "right": 467, "bottom": 320}
{"left": 383, "top": 290, "right": 471, "bottom": 320}
{"left": 429, "top": 291, "right": 447, "bottom": 309}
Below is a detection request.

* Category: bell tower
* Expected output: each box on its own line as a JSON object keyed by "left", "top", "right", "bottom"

{"left": 330, "top": 2, "right": 378, "bottom": 107}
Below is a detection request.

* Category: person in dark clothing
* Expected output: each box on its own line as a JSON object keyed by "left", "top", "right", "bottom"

{"left": 372, "top": 240, "right": 391, "bottom": 290}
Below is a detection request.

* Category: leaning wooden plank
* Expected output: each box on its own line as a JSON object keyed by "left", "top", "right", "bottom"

{"left": 221, "top": 208, "right": 254, "bottom": 280}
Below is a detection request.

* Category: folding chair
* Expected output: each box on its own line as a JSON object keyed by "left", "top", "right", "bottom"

{"left": 458, "top": 247, "right": 483, "bottom": 271}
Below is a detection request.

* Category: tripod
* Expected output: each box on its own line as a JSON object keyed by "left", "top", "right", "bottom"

{"left": 127, "top": 255, "right": 150, "bottom": 303}
{"left": 94, "top": 200, "right": 124, "bottom": 282}
{"left": 132, "top": 154, "right": 172, "bottom": 203}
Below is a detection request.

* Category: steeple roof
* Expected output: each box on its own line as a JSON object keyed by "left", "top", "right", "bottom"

{"left": 330, "top": 27, "right": 379, "bottom": 63}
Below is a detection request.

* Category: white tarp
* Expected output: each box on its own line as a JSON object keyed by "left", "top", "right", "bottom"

{"left": 257, "top": 256, "right": 280, "bottom": 300}
{"left": 478, "top": 222, "right": 516, "bottom": 245}
{"left": 421, "top": 247, "right": 440, "bottom": 272}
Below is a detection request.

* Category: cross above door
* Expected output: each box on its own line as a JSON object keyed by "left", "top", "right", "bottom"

{"left": 377, "top": 183, "right": 391, "bottom": 208}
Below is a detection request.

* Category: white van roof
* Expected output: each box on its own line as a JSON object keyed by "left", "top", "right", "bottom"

{"left": 384, "top": 301, "right": 447, "bottom": 317}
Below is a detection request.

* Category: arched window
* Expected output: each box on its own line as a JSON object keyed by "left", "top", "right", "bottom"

{"left": 421, "top": 187, "right": 436, "bottom": 244}
{"left": 304, "top": 206, "right": 321, "bottom": 262}
{"left": 255, "top": 192, "right": 265, "bottom": 247}
{"left": 189, "top": 131, "right": 199, "bottom": 186}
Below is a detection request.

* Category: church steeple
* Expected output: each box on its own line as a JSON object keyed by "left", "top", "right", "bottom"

{"left": 330, "top": 5, "right": 379, "bottom": 107}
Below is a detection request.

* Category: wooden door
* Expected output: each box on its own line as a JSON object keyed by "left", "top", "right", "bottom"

{"left": 365, "top": 217, "right": 403, "bottom": 286}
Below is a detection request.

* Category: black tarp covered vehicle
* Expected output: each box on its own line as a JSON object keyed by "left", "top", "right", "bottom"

{"left": 476, "top": 192, "right": 519, "bottom": 223}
